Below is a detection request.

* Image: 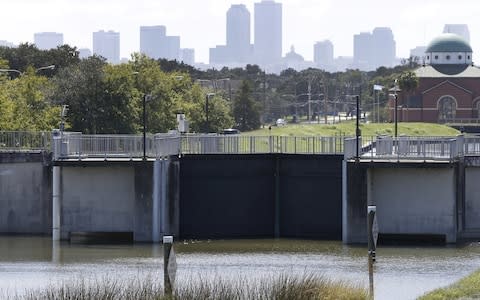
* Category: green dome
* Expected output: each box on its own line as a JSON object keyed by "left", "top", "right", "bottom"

{"left": 426, "top": 33, "right": 472, "bottom": 53}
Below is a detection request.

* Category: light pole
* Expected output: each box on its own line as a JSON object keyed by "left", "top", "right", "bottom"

{"left": 143, "top": 93, "right": 152, "bottom": 160}
{"left": 0, "top": 65, "right": 55, "bottom": 76}
{"left": 205, "top": 93, "right": 215, "bottom": 133}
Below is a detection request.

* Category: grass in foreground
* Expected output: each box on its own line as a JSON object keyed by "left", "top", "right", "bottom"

{"left": 19, "top": 274, "right": 367, "bottom": 300}
{"left": 418, "top": 269, "right": 480, "bottom": 300}
{"left": 247, "top": 122, "right": 459, "bottom": 137}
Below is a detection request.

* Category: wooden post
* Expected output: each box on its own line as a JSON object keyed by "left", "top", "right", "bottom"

{"left": 163, "top": 235, "right": 176, "bottom": 296}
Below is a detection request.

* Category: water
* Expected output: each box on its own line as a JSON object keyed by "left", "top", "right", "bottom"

{"left": 1, "top": 237, "right": 480, "bottom": 299}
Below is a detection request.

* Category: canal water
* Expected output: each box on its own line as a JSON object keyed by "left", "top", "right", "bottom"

{"left": 1, "top": 237, "right": 480, "bottom": 299}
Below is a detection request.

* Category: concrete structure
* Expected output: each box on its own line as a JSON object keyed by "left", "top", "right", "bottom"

{"left": 443, "top": 24, "right": 470, "bottom": 43}
{"left": 93, "top": 30, "right": 120, "bottom": 64}
{"left": 140, "top": 25, "right": 180, "bottom": 60}
{"left": 34, "top": 32, "right": 63, "bottom": 50}
{"left": 314, "top": 40, "right": 334, "bottom": 70}
{"left": 0, "top": 152, "right": 51, "bottom": 234}
{"left": 254, "top": 0, "right": 282, "bottom": 66}
{"left": 410, "top": 46, "right": 427, "bottom": 63}
{"left": 392, "top": 33, "right": 480, "bottom": 123}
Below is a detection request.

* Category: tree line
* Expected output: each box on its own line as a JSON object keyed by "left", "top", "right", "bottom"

{"left": 0, "top": 43, "right": 418, "bottom": 134}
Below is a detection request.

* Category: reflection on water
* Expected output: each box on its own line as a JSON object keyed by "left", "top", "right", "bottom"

{"left": 1, "top": 237, "right": 480, "bottom": 300}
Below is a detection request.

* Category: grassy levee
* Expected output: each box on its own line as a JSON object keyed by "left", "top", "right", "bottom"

{"left": 19, "top": 274, "right": 368, "bottom": 300}
{"left": 247, "top": 122, "right": 460, "bottom": 137}
{"left": 418, "top": 269, "right": 480, "bottom": 300}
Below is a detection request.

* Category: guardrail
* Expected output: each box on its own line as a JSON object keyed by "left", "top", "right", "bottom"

{"left": 45, "top": 132, "right": 480, "bottom": 161}
{"left": 0, "top": 131, "right": 51, "bottom": 151}
{"left": 53, "top": 133, "right": 347, "bottom": 160}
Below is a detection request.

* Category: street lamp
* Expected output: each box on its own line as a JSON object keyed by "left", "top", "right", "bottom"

{"left": 0, "top": 65, "right": 55, "bottom": 76}
{"left": 143, "top": 93, "right": 152, "bottom": 160}
{"left": 205, "top": 93, "right": 215, "bottom": 133}
{"left": 389, "top": 79, "right": 400, "bottom": 138}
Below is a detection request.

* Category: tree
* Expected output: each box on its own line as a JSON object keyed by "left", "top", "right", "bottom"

{"left": 233, "top": 80, "right": 260, "bottom": 131}
{"left": 398, "top": 71, "right": 419, "bottom": 121}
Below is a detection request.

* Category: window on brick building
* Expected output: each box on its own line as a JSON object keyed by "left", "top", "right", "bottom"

{"left": 438, "top": 96, "right": 457, "bottom": 122}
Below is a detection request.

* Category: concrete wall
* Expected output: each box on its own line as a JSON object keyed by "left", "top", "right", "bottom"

{"left": 61, "top": 165, "right": 136, "bottom": 239}
{"left": 465, "top": 167, "right": 480, "bottom": 229}
{"left": 371, "top": 167, "right": 457, "bottom": 243}
{"left": 0, "top": 153, "right": 51, "bottom": 234}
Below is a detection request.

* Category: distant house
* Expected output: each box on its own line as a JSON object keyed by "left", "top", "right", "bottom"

{"left": 392, "top": 34, "right": 480, "bottom": 123}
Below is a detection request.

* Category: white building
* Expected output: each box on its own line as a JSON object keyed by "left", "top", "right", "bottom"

{"left": 34, "top": 32, "right": 63, "bottom": 50}
{"left": 254, "top": 0, "right": 282, "bottom": 66}
{"left": 227, "top": 4, "right": 251, "bottom": 63}
{"left": 314, "top": 40, "right": 334, "bottom": 70}
{"left": 140, "top": 25, "right": 180, "bottom": 60}
{"left": 180, "top": 48, "right": 195, "bottom": 65}
{"left": 443, "top": 24, "right": 470, "bottom": 43}
{"left": 93, "top": 30, "right": 120, "bottom": 64}
{"left": 78, "top": 48, "right": 92, "bottom": 59}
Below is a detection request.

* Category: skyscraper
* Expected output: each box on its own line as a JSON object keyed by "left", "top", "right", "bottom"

{"left": 140, "top": 25, "right": 180, "bottom": 60}
{"left": 93, "top": 30, "right": 120, "bottom": 64}
{"left": 443, "top": 24, "right": 470, "bottom": 42}
{"left": 254, "top": 0, "right": 282, "bottom": 65}
{"left": 227, "top": 4, "right": 251, "bottom": 63}
{"left": 371, "top": 27, "right": 396, "bottom": 68}
{"left": 314, "top": 40, "right": 334, "bottom": 67}
{"left": 34, "top": 32, "right": 63, "bottom": 50}
{"left": 353, "top": 32, "right": 373, "bottom": 70}
{"left": 180, "top": 48, "right": 195, "bottom": 65}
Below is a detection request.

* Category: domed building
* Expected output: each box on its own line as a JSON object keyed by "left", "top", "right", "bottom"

{"left": 394, "top": 33, "right": 480, "bottom": 123}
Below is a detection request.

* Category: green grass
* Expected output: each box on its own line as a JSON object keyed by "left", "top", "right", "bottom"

{"left": 247, "top": 122, "right": 460, "bottom": 137}
{"left": 19, "top": 274, "right": 368, "bottom": 300}
{"left": 418, "top": 269, "right": 480, "bottom": 299}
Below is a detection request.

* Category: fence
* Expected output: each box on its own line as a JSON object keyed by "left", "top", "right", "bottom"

{"left": 52, "top": 133, "right": 347, "bottom": 160}
{"left": 0, "top": 131, "right": 51, "bottom": 151}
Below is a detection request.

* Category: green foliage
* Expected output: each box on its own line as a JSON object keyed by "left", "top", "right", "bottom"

{"left": 398, "top": 70, "right": 419, "bottom": 93}
{"left": 419, "top": 269, "right": 480, "bottom": 300}
{"left": 0, "top": 68, "right": 60, "bottom": 130}
{"left": 233, "top": 80, "right": 261, "bottom": 131}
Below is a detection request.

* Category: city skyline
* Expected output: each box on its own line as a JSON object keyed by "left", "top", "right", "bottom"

{"left": 0, "top": 0, "right": 479, "bottom": 64}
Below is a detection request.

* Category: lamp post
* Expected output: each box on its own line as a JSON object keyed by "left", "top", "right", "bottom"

{"left": 143, "top": 94, "right": 152, "bottom": 160}
{"left": 0, "top": 65, "right": 55, "bottom": 76}
{"left": 205, "top": 93, "right": 215, "bottom": 133}
{"left": 355, "top": 95, "right": 361, "bottom": 162}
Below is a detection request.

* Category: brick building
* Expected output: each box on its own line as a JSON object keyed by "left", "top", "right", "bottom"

{"left": 392, "top": 33, "right": 480, "bottom": 123}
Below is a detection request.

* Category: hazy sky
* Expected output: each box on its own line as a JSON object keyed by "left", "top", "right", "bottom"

{"left": 1, "top": 0, "right": 479, "bottom": 63}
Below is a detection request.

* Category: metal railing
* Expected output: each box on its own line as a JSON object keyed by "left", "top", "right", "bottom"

{"left": 53, "top": 133, "right": 347, "bottom": 160}
{"left": 48, "top": 132, "right": 480, "bottom": 161}
{"left": 345, "top": 136, "right": 461, "bottom": 161}
{"left": 0, "top": 131, "right": 51, "bottom": 151}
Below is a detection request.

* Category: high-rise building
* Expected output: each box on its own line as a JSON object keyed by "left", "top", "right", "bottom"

{"left": 410, "top": 46, "right": 427, "bottom": 63}
{"left": 443, "top": 24, "right": 470, "bottom": 42}
{"left": 93, "top": 30, "right": 120, "bottom": 64}
{"left": 254, "top": 0, "right": 282, "bottom": 65}
{"left": 140, "top": 25, "right": 180, "bottom": 60}
{"left": 353, "top": 32, "right": 373, "bottom": 70}
{"left": 34, "top": 32, "right": 63, "bottom": 50}
{"left": 313, "top": 40, "right": 334, "bottom": 67}
{"left": 371, "top": 27, "right": 396, "bottom": 68}
{"left": 227, "top": 4, "right": 251, "bottom": 63}
{"left": 78, "top": 48, "right": 92, "bottom": 59}
{"left": 180, "top": 48, "right": 195, "bottom": 65}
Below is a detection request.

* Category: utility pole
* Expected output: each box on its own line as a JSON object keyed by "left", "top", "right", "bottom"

{"left": 324, "top": 83, "right": 328, "bottom": 125}
{"left": 307, "top": 80, "right": 311, "bottom": 122}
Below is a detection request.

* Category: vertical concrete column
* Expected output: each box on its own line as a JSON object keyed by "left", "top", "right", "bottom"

{"left": 152, "top": 159, "right": 162, "bottom": 243}
{"left": 342, "top": 160, "right": 347, "bottom": 243}
{"left": 367, "top": 168, "right": 373, "bottom": 206}
{"left": 52, "top": 166, "right": 61, "bottom": 241}
{"left": 160, "top": 159, "right": 169, "bottom": 235}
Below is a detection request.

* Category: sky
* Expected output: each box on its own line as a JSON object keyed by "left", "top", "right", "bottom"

{"left": 1, "top": 0, "right": 480, "bottom": 64}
